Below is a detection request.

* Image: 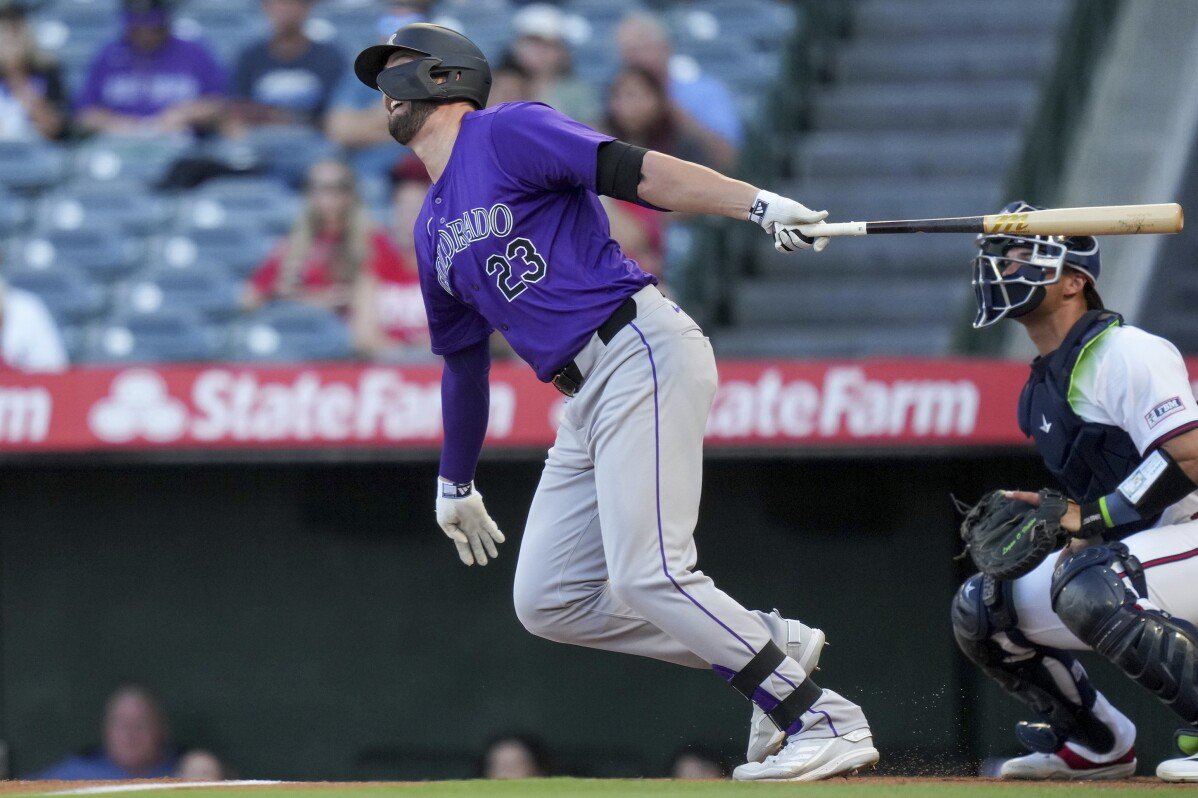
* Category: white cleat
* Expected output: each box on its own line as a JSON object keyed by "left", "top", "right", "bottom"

{"left": 733, "top": 727, "right": 878, "bottom": 782}
{"left": 1154, "top": 752, "right": 1198, "bottom": 776}
{"left": 1157, "top": 730, "right": 1198, "bottom": 782}
{"left": 746, "top": 614, "right": 827, "bottom": 763}
{"left": 1157, "top": 754, "right": 1198, "bottom": 782}
{"left": 999, "top": 745, "right": 1136, "bottom": 780}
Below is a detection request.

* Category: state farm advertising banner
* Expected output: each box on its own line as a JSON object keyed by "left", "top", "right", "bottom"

{"left": 5, "top": 358, "right": 1194, "bottom": 455}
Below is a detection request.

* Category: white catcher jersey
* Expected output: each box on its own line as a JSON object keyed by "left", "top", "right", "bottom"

{"left": 1067, "top": 324, "right": 1198, "bottom": 526}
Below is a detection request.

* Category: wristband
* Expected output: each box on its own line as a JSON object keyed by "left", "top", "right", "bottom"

{"left": 1078, "top": 449, "right": 1197, "bottom": 539}
{"left": 438, "top": 478, "right": 474, "bottom": 499}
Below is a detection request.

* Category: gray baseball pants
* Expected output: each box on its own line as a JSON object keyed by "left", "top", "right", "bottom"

{"left": 512, "top": 286, "right": 866, "bottom": 735}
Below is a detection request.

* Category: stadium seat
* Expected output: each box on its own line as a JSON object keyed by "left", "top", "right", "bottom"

{"left": 0, "top": 186, "right": 27, "bottom": 237}
{"left": 693, "top": 0, "right": 796, "bottom": 46}
{"left": 15, "top": 229, "right": 141, "bottom": 281}
{"left": 31, "top": 4, "right": 119, "bottom": 73}
{"left": 73, "top": 136, "right": 190, "bottom": 185}
{"left": 114, "top": 264, "right": 242, "bottom": 322}
{"left": 156, "top": 225, "right": 276, "bottom": 278}
{"left": 229, "top": 301, "right": 354, "bottom": 361}
{"left": 83, "top": 309, "right": 221, "bottom": 363}
{"left": 243, "top": 126, "right": 340, "bottom": 188}
{"left": 182, "top": 177, "right": 301, "bottom": 235}
{"left": 0, "top": 140, "right": 66, "bottom": 194}
{"left": 1, "top": 265, "right": 107, "bottom": 325}
{"left": 37, "top": 181, "right": 175, "bottom": 237}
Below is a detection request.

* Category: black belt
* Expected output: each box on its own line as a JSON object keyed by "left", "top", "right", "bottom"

{"left": 551, "top": 296, "right": 638, "bottom": 397}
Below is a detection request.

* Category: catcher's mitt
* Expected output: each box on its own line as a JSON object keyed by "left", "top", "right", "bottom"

{"left": 958, "top": 489, "right": 1071, "bottom": 580}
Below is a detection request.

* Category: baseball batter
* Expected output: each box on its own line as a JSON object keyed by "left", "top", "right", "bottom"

{"left": 353, "top": 23, "right": 877, "bottom": 781}
{"left": 953, "top": 201, "right": 1198, "bottom": 782}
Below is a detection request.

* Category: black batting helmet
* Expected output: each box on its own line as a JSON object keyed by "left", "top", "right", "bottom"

{"left": 354, "top": 23, "right": 491, "bottom": 109}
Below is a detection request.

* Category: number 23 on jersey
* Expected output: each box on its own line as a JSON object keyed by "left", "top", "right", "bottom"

{"left": 485, "top": 237, "right": 547, "bottom": 301}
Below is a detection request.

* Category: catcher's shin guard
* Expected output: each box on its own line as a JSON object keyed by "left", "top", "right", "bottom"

{"left": 1052, "top": 545, "right": 1198, "bottom": 724}
{"left": 952, "top": 573, "right": 1116, "bottom": 753}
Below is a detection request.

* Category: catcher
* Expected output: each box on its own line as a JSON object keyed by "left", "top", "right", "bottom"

{"left": 952, "top": 202, "right": 1198, "bottom": 782}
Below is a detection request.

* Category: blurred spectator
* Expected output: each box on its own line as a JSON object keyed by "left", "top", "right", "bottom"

{"left": 30, "top": 685, "right": 177, "bottom": 779}
{"left": 616, "top": 13, "right": 740, "bottom": 164}
{"left": 505, "top": 4, "right": 598, "bottom": 124}
{"left": 226, "top": 0, "right": 345, "bottom": 133}
{"left": 76, "top": 0, "right": 226, "bottom": 136}
{"left": 245, "top": 159, "right": 425, "bottom": 358}
{"left": 603, "top": 197, "right": 664, "bottom": 282}
{"left": 480, "top": 733, "right": 553, "bottom": 779}
{"left": 176, "top": 749, "right": 228, "bottom": 781}
{"left": 605, "top": 66, "right": 717, "bottom": 168}
{"left": 325, "top": 0, "right": 427, "bottom": 175}
{"left": 0, "top": 0, "right": 69, "bottom": 140}
{"left": 668, "top": 743, "right": 729, "bottom": 780}
{"left": 486, "top": 59, "right": 533, "bottom": 108}
{"left": 0, "top": 277, "right": 68, "bottom": 372}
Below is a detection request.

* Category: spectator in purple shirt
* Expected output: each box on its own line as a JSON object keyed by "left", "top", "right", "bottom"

{"left": 76, "top": 0, "right": 226, "bottom": 136}
{"left": 29, "top": 685, "right": 180, "bottom": 780}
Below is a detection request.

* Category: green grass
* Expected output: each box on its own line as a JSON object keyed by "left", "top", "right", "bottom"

{"left": 15, "top": 780, "right": 1192, "bottom": 798}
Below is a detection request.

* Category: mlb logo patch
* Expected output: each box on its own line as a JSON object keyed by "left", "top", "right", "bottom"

{"left": 1145, "top": 396, "right": 1184, "bottom": 428}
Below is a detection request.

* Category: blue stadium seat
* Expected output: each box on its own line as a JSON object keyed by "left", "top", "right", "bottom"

{"left": 0, "top": 140, "right": 66, "bottom": 194}
{"left": 182, "top": 177, "right": 300, "bottom": 235}
{"left": 243, "top": 126, "right": 340, "bottom": 188}
{"left": 0, "top": 186, "right": 28, "bottom": 237}
{"left": 1, "top": 265, "right": 107, "bottom": 325}
{"left": 693, "top": 0, "right": 796, "bottom": 46}
{"left": 156, "top": 225, "right": 276, "bottom": 278}
{"left": 38, "top": 181, "right": 175, "bottom": 237}
{"left": 114, "top": 264, "right": 242, "bottom": 322}
{"left": 84, "top": 309, "right": 221, "bottom": 363}
{"left": 15, "top": 229, "right": 140, "bottom": 281}
{"left": 31, "top": 5, "right": 119, "bottom": 73}
{"left": 229, "top": 301, "right": 353, "bottom": 361}
{"left": 73, "top": 136, "right": 189, "bottom": 185}
{"left": 563, "top": 0, "right": 643, "bottom": 24}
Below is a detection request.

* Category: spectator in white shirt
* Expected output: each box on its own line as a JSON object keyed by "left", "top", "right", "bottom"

{"left": 0, "top": 277, "right": 68, "bottom": 372}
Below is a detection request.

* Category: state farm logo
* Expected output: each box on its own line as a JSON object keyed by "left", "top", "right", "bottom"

{"left": 89, "top": 370, "right": 188, "bottom": 443}
{"left": 0, "top": 385, "right": 52, "bottom": 443}
{"left": 86, "top": 368, "right": 516, "bottom": 444}
{"left": 707, "top": 367, "right": 979, "bottom": 439}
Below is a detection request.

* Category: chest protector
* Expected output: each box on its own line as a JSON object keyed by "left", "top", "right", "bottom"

{"left": 1017, "top": 310, "right": 1142, "bottom": 506}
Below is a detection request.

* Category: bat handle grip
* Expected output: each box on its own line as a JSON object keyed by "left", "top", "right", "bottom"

{"left": 796, "top": 221, "right": 868, "bottom": 238}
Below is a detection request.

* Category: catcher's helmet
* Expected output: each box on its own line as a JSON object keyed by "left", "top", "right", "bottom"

{"left": 354, "top": 23, "right": 491, "bottom": 109}
{"left": 971, "top": 200, "right": 1102, "bottom": 328}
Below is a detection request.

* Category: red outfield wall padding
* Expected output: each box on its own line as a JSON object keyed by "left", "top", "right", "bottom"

{"left": 3, "top": 359, "right": 1197, "bottom": 453}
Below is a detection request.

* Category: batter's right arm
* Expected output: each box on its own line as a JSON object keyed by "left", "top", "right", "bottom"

{"left": 633, "top": 150, "right": 830, "bottom": 252}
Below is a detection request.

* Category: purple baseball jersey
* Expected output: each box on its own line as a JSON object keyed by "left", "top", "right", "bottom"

{"left": 76, "top": 35, "right": 227, "bottom": 117}
{"left": 414, "top": 101, "right": 656, "bottom": 382}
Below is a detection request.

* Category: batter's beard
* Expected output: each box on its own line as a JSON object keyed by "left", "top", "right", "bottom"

{"left": 388, "top": 99, "right": 438, "bottom": 145}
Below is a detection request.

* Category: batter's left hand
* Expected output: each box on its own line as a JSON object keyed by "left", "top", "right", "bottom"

{"left": 435, "top": 480, "right": 505, "bottom": 566}
{"left": 749, "top": 190, "right": 831, "bottom": 253}
{"left": 1004, "top": 490, "right": 1081, "bottom": 533}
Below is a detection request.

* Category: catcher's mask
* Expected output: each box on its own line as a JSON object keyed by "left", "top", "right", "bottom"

{"left": 355, "top": 23, "right": 491, "bottom": 109}
{"left": 971, "top": 201, "right": 1102, "bottom": 328}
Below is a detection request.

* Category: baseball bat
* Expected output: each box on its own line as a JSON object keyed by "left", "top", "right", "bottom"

{"left": 795, "top": 203, "right": 1184, "bottom": 238}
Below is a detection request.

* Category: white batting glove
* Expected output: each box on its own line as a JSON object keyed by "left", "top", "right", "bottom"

{"left": 748, "top": 190, "right": 831, "bottom": 253}
{"left": 435, "top": 479, "right": 505, "bottom": 566}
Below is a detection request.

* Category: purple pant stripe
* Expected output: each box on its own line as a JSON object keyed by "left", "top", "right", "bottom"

{"left": 813, "top": 709, "right": 838, "bottom": 736}
{"left": 630, "top": 322, "right": 797, "bottom": 692}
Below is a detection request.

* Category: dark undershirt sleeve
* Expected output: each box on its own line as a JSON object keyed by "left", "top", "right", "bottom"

{"left": 438, "top": 337, "right": 491, "bottom": 484}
